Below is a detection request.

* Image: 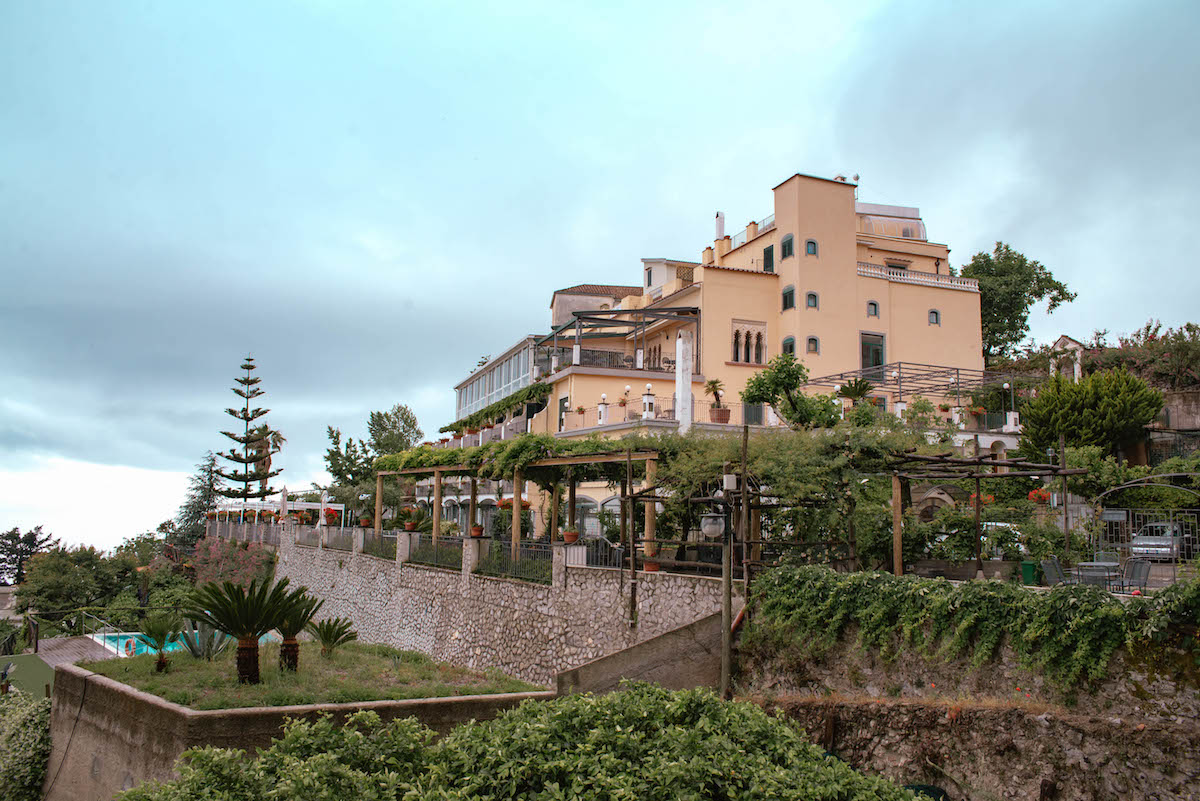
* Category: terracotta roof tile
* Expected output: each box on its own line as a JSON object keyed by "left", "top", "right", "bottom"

{"left": 554, "top": 284, "right": 643, "bottom": 298}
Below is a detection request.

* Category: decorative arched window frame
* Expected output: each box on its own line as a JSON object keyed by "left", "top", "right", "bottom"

{"left": 928, "top": 309, "right": 941, "bottom": 326}
{"left": 806, "top": 336, "right": 820, "bottom": 355}
{"left": 754, "top": 332, "right": 763, "bottom": 364}
{"left": 782, "top": 336, "right": 796, "bottom": 356}
{"left": 866, "top": 300, "right": 879, "bottom": 317}
{"left": 805, "top": 239, "right": 818, "bottom": 256}
{"left": 781, "top": 234, "right": 795, "bottom": 259}
{"left": 782, "top": 286, "right": 796, "bottom": 311}
{"left": 806, "top": 292, "right": 819, "bottom": 310}
{"left": 732, "top": 330, "right": 741, "bottom": 362}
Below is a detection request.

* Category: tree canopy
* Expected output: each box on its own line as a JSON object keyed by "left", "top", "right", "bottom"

{"left": 174, "top": 451, "right": 223, "bottom": 548}
{"left": 0, "top": 526, "right": 58, "bottom": 585}
{"left": 215, "top": 355, "right": 283, "bottom": 500}
{"left": 1019, "top": 368, "right": 1163, "bottom": 457}
{"left": 739, "top": 353, "right": 840, "bottom": 429}
{"left": 961, "top": 242, "right": 1075, "bottom": 364}
{"left": 367, "top": 404, "right": 423, "bottom": 454}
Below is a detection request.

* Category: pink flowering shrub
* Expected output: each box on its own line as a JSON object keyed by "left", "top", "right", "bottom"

{"left": 192, "top": 537, "right": 275, "bottom": 587}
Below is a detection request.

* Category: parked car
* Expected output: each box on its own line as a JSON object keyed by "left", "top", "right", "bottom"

{"left": 1128, "top": 522, "right": 1197, "bottom": 561}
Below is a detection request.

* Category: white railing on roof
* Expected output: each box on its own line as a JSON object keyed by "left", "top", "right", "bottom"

{"left": 730, "top": 229, "right": 748, "bottom": 248}
{"left": 730, "top": 214, "right": 776, "bottom": 249}
{"left": 856, "top": 262, "right": 979, "bottom": 292}
{"left": 758, "top": 213, "right": 775, "bottom": 233}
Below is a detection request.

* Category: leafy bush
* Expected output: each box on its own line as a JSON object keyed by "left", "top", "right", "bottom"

{"left": 745, "top": 565, "right": 1200, "bottom": 688}
{"left": 306, "top": 617, "right": 357, "bottom": 657}
{"left": 0, "top": 691, "right": 52, "bottom": 801}
{"left": 120, "top": 685, "right": 916, "bottom": 801}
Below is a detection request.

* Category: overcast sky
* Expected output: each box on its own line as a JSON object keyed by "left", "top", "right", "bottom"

{"left": 3, "top": 0, "right": 1198, "bottom": 550}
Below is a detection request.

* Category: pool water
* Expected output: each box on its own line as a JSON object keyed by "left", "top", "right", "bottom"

{"left": 91, "top": 631, "right": 278, "bottom": 657}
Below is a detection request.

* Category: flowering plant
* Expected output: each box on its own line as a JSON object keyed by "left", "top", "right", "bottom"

{"left": 938, "top": 403, "right": 951, "bottom": 412}
{"left": 206, "top": 511, "right": 217, "bottom": 520}
{"left": 323, "top": 508, "right": 340, "bottom": 522}
{"left": 1028, "top": 488, "right": 1052, "bottom": 504}
{"left": 498, "top": 498, "right": 532, "bottom": 511}
{"left": 968, "top": 492, "right": 995, "bottom": 505}
{"left": 966, "top": 405, "right": 987, "bottom": 416}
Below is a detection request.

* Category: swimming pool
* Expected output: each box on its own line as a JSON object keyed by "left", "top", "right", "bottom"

{"left": 90, "top": 631, "right": 279, "bottom": 657}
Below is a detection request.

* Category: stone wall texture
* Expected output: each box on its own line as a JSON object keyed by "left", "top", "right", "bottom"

{"left": 274, "top": 535, "right": 731, "bottom": 685}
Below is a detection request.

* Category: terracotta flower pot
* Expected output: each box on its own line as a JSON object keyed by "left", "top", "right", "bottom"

{"left": 709, "top": 406, "right": 731, "bottom": 424}
{"left": 360, "top": 518, "right": 372, "bottom": 528}
{"left": 642, "top": 560, "right": 660, "bottom": 572}
{"left": 404, "top": 522, "right": 417, "bottom": 532}
{"left": 563, "top": 530, "right": 580, "bottom": 544}
{"left": 470, "top": 525, "right": 485, "bottom": 538}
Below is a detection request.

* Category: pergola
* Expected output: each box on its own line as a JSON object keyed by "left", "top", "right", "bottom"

{"left": 888, "top": 448, "right": 1088, "bottom": 575}
{"left": 375, "top": 451, "right": 662, "bottom": 558}
{"left": 804, "top": 361, "right": 1029, "bottom": 405}
{"left": 535, "top": 306, "right": 701, "bottom": 372}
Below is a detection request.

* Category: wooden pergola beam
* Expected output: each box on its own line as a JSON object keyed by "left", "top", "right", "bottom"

{"left": 376, "top": 450, "right": 660, "bottom": 478}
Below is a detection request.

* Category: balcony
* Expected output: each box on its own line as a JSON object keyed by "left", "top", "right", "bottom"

{"left": 558, "top": 397, "right": 780, "bottom": 434}
{"left": 730, "top": 213, "right": 776, "bottom": 249}
{"left": 856, "top": 262, "right": 979, "bottom": 292}
{"left": 535, "top": 346, "right": 698, "bottom": 377}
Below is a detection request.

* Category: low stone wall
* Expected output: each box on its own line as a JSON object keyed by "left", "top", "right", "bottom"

{"left": 43, "top": 662, "right": 554, "bottom": 801}
{"left": 275, "top": 533, "right": 732, "bottom": 684}
{"left": 759, "top": 695, "right": 1200, "bottom": 801}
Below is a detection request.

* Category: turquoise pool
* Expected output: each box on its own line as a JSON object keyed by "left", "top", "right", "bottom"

{"left": 91, "top": 631, "right": 278, "bottom": 657}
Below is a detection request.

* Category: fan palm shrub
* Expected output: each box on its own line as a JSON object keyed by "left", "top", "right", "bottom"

{"left": 178, "top": 619, "right": 231, "bottom": 661}
{"left": 837, "top": 378, "right": 874, "bottom": 405}
{"left": 306, "top": 617, "right": 357, "bottom": 658}
{"left": 277, "top": 593, "right": 324, "bottom": 672}
{"left": 135, "top": 613, "right": 181, "bottom": 673}
{"left": 185, "top": 578, "right": 310, "bottom": 684}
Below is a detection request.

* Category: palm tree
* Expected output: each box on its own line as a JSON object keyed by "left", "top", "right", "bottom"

{"left": 306, "top": 617, "right": 357, "bottom": 658}
{"left": 135, "top": 613, "right": 181, "bottom": 673}
{"left": 704, "top": 378, "right": 725, "bottom": 408}
{"left": 837, "top": 378, "right": 875, "bottom": 406}
{"left": 277, "top": 593, "right": 323, "bottom": 672}
{"left": 254, "top": 426, "right": 287, "bottom": 496}
{"left": 185, "top": 577, "right": 309, "bottom": 684}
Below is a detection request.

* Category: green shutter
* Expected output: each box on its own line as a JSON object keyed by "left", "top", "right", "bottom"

{"left": 763, "top": 245, "right": 774, "bottom": 272}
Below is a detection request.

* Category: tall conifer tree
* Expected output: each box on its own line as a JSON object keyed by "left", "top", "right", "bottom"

{"left": 215, "top": 355, "right": 283, "bottom": 500}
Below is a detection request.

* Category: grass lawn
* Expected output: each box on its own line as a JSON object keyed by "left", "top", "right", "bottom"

{"left": 5, "top": 653, "right": 56, "bottom": 697}
{"left": 80, "top": 641, "right": 539, "bottom": 710}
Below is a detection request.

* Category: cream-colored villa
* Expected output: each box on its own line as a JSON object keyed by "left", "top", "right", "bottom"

{"left": 424, "top": 173, "right": 993, "bottom": 535}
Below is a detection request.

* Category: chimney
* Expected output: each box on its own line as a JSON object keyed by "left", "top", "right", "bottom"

{"left": 702, "top": 246, "right": 714, "bottom": 265}
{"left": 715, "top": 236, "right": 732, "bottom": 262}
{"left": 746, "top": 220, "right": 759, "bottom": 240}
{"left": 715, "top": 211, "right": 725, "bottom": 240}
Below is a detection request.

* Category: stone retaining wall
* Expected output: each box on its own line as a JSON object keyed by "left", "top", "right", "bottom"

{"left": 43, "top": 662, "right": 553, "bottom": 801}
{"left": 274, "top": 532, "right": 732, "bottom": 684}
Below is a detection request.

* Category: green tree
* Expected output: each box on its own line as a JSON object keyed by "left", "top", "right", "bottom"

{"left": 1020, "top": 369, "right": 1164, "bottom": 457}
{"left": 186, "top": 578, "right": 309, "bottom": 684}
{"left": 0, "top": 526, "right": 59, "bottom": 585}
{"left": 15, "top": 547, "right": 130, "bottom": 620}
{"left": 215, "top": 355, "right": 283, "bottom": 501}
{"left": 174, "top": 451, "right": 223, "bottom": 548}
{"left": 961, "top": 242, "right": 1076, "bottom": 363}
{"left": 323, "top": 426, "right": 374, "bottom": 486}
{"left": 366, "top": 404, "right": 423, "bottom": 455}
{"left": 740, "top": 353, "right": 840, "bottom": 429}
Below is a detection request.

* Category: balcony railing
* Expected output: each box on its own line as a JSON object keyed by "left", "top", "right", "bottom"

{"left": 536, "top": 346, "right": 697, "bottom": 376}
{"left": 856, "top": 262, "right": 979, "bottom": 292}
{"left": 559, "top": 397, "right": 779, "bottom": 432}
{"left": 730, "top": 214, "right": 776, "bottom": 249}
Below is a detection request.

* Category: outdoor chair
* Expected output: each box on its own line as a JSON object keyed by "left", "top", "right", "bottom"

{"left": 1041, "top": 557, "right": 1075, "bottom": 586}
{"left": 1111, "top": 558, "right": 1151, "bottom": 594}
{"left": 1094, "top": 550, "right": 1120, "bottom": 564}
{"left": 1077, "top": 564, "right": 1110, "bottom": 588}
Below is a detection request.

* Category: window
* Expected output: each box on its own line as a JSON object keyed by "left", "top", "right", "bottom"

{"left": 781, "top": 235, "right": 794, "bottom": 259}
{"left": 732, "top": 330, "right": 741, "bottom": 362}
{"left": 806, "top": 292, "right": 819, "bottom": 309}
{"left": 743, "top": 333, "right": 751, "bottom": 363}
{"left": 806, "top": 337, "right": 820, "bottom": 354}
{"left": 929, "top": 309, "right": 941, "bottom": 326}
{"left": 645, "top": 268, "right": 652, "bottom": 287}
{"left": 763, "top": 244, "right": 774, "bottom": 273}
{"left": 782, "top": 286, "right": 795, "bottom": 310}
{"left": 866, "top": 301, "right": 879, "bottom": 317}
{"left": 782, "top": 337, "right": 795, "bottom": 356}
{"left": 754, "top": 332, "right": 763, "bottom": 364}
{"left": 805, "top": 239, "right": 818, "bottom": 256}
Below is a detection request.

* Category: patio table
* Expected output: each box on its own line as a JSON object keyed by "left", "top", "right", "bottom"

{"left": 1074, "top": 561, "right": 1120, "bottom": 588}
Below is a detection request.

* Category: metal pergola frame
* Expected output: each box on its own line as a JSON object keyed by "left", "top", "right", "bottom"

{"left": 535, "top": 306, "right": 702, "bottom": 374}
{"left": 804, "top": 361, "right": 1036, "bottom": 405}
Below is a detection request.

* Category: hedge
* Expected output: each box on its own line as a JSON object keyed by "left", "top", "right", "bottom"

{"left": 0, "top": 691, "right": 52, "bottom": 801}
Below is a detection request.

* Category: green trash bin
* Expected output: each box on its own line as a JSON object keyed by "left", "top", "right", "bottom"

{"left": 1021, "top": 560, "right": 1039, "bottom": 586}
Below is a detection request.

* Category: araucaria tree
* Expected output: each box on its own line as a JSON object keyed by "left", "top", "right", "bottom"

{"left": 215, "top": 356, "right": 283, "bottom": 501}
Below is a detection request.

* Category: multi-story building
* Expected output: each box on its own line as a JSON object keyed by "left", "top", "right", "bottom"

{"left": 423, "top": 173, "right": 987, "bottom": 535}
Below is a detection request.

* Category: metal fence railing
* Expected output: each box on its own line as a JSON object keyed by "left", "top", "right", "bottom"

{"left": 362, "top": 531, "right": 397, "bottom": 560}
{"left": 295, "top": 526, "right": 321, "bottom": 548}
{"left": 582, "top": 537, "right": 624, "bottom": 568}
{"left": 409, "top": 534, "right": 464, "bottom": 570}
{"left": 474, "top": 541, "right": 553, "bottom": 584}
{"left": 324, "top": 527, "right": 354, "bottom": 551}
{"left": 1097, "top": 508, "right": 1200, "bottom": 587}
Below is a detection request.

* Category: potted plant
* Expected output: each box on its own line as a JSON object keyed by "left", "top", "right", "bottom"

{"left": 562, "top": 528, "right": 580, "bottom": 544}
{"left": 938, "top": 403, "right": 952, "bottom": 412}
{"left": 576, "top": 406, "right": 586, "bottom": 415}
{"left": 642, "top": 557, "right": 660, "bottom": 572}
{"left": 466, "top": 426, "right": 480, "bottom": 435}
{"left": 323, "top": 508, "right": 340, "bottom": 526}
{"left": 705, "top": 379, "right": 731, "bottom": 423}
{"left": 470, "top": 523, "right": 485, "bottom": 538}
{"left": 359, "top": 513, "right": 373, "bottom": 527}
{"left": 206, "top": 511, "right": 217, "bottom": 520}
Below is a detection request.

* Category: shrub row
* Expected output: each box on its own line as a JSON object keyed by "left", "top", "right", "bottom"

{"left": 744, "top": 565, "right": 1200, "bottom": 687}
{"left": 121, "top": 683, "right": 916, "bottom": 801}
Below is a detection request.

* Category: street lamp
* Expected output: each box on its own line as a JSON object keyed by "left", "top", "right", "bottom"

{"left": 700, "top": 511, "right": 726, "bottom": 541}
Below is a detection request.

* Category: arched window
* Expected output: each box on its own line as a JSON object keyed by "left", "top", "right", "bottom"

{"left": 782, "top": 337, "right": 796, "bottom": 356}
{"left": 754, "top": 332, "right": 763, "bottom": 364}
{"left": 805, "top": 239, "right": 818, "bottom": 256}
{"left": 928, "top": 309, "right": 941, "bottom": 326}
{"left": 743, "top": 332, "right": 752, "bottom": 363}
{"left": 782, "top": 286, "right": 795, "bottom": 311}
{"left": 806, "top": 337, "right": 820, "bottom": 354}
{"left": 806, "top": 292, "right": 819, "bottom": 309}
{"left": 866, "top": 301, "right": 879, "bottom": 317}
{"left": 732, "top": 330, "right": 741, "bottom": 362}
{"left": 781, "top": 235, "right": 794, "bottom": 259}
